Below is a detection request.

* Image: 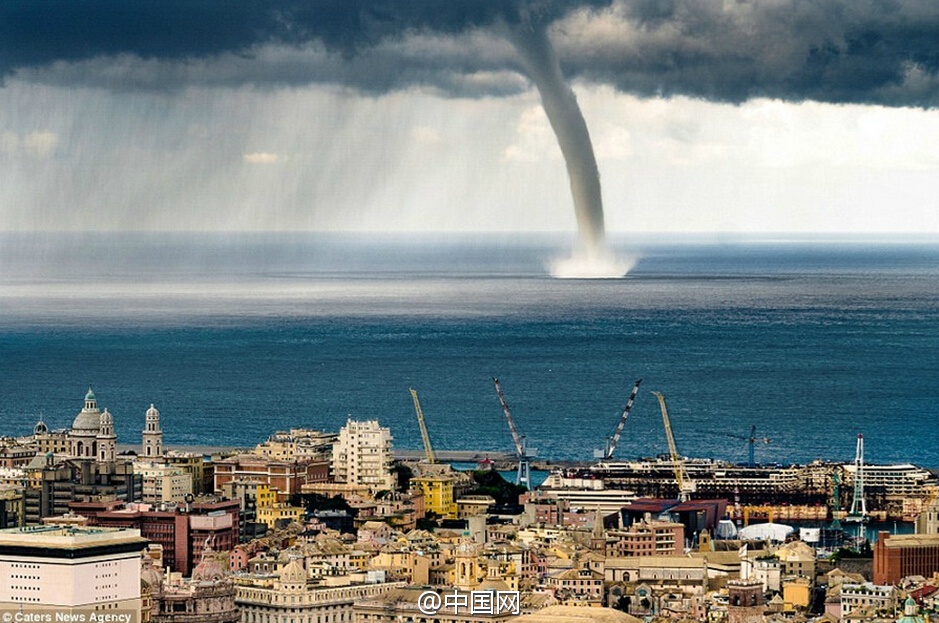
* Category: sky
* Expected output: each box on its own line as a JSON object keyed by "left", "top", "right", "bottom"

{"left": 2, "top": 0, "right": 939, "bottom": 235}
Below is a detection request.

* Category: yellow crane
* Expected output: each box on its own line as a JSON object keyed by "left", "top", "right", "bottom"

{"left": 409, "top": 388, "right": 436, "bottom": 464}
{"left": 652, "top": 391, "right": 694, "bottom": 502}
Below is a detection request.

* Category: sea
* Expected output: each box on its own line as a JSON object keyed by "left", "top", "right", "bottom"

{"left": 1, "top": 232, "right": 938, "bottom": 469}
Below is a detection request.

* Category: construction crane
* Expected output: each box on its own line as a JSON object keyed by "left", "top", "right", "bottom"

{"left": 724, "top": 425, "right": 771, "bottom": 467}
{"left": 651, "top": 391, "right": 695, "bottom": 502}
{"left": 409, "top": 388, "right": 436, "bottom": 464}
{"left": 595, "top": 379, "right": 642, "bottom": 460}
{"left": 492, "top": 377, "right": 535, "bottom": 489}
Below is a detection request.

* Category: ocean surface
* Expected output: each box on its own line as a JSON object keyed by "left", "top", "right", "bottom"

{"left": 1, "top": 232, "right": 938, "bottom": 468}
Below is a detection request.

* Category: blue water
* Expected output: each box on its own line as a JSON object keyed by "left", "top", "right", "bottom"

{"left": 1, "top": 232, "right": 937, "bottom": 467}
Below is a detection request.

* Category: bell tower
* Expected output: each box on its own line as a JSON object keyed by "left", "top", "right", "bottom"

{"left": 142, "top": 404, "right": 163, "bottom": 458}
{"left": 727, "top": 579, "right": 765, "bottom": 623}
{"left": 454, "top": 536, "right": 482, "bottom": 591}
{"left": 97, "top": 409, "right": 117, "bottom": 462}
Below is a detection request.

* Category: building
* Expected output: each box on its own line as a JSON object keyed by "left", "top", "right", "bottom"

{"left": 916, "top": 496, "right": 939, "bottom": 534}
{"left": 68, "top": 388, "right": 118, "bottom": 461}
{"left": 726, "top": 579, "right": 765, "bottom": 623}
{"left": 218, "top": 479, "right": 276, "bottom": 541}
{"left": 142, "top": 404, "right": 164, "bottom": 459}
{"left": 165, "top": 452, "right": 209, "bottom": 496}
{"left": 603, "top": 556, "right": 708, "bottom": 617}
{"left": 20, "top": 389, "right": 144, "bottom": 523}
{"left": 136, "top": 461, "right": 193, "bottom": 504}
{"left": 897, "top": 596, "right": 926, "bottom": 623}
{"left": 458, "top": 495, "right": 495, "bottom": 519}
{"left": 840, "top": 582, "right": 896, "bottom": 618}
{"left": 605, "top": 519, "right": 684, "bottom": 558}
{"left": 545, "top": 565, "right": 604, "bottom": 603}
{"left": 527, "top": 473, "right": 637, "bottom": 516}
{"left": 214, "top": 454, "right": 329, "bottom": 497}
{"left": 331, "top": 419, "right": 395, "bottom": 490}
{"left": 256, "top": 503, "right": 304, "bottom": 529}
{"left": 29, "top": 417, "right": 71, "bottom": 455}
{"left": 24, "top": 457, "right": 142, "bottom": 523}
{"left": 0, "top": 525, "right": 147, "bottom": 616}
{"left": 72, "top": 497, "right": 240, "bottom": 577}
{"left": 0, "top": 484, "right": 24, "bottom": 528}
{"left": 782, "top": 576, "right": 811, "bottom": 611}
{"left": 144, "top": 543, "right": 239, "bottom": 623}
{"left": 254, "top": 429, "right": 337, "bottom": 462}
{"left": 412, "top": 475, "right": 458, "bottom": 519}
{"left": 0, "top": 437, "right": 37, "bottom": 468}
{"left": 874, "top": 531, "right": 939, "bottom": 585}
{"left": 234, "top": 558, "right": 406, "bottom": 623}
{"left": 775, "top": 539, "right": 816, "bottom": 581}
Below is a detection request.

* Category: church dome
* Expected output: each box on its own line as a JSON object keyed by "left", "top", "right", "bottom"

{"left": 192, "top": 554, "right": 226, "bottom": 583}
{"left": 140, "top": 558, "right": 164, "bottom": 593}
{"left": 100, "top": 409, "right": 113, "bottom": 425}
{"left": 146, "top": 404, "right": 160, "bottom": 418}
{"left": 72, "top": 388, "right": 102, "bottom": 432}
{"left": 34, "top": 419, "right": 48, "bottom": 435}
{"left": 72, "top": 410, "right": 101, "bottom": 432}
{"left": 279, "top": 559, "right": 307, "bottom": 585}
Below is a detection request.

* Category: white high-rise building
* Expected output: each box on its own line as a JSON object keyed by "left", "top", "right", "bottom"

{"left": 0, "top": 525, "right": 147, "bottom": 616}
{"left": 331, "top": 419, "right": 395, "bottom": 490}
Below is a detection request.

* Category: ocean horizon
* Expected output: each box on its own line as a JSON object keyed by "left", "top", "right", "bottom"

{"left": 2, "top": 232, "right": 938, "bottom": 468}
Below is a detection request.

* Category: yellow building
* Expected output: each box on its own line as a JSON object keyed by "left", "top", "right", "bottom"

{"left": 782, "top": 577, "right": 812, "bottom": 611}
{"left": 412, "top": 475, "right": 457, "bottom": 519}
{"left": 257, "top": 503, "right": 304, "bottom": 528}
{"left": 255, "top": 483, "right": 277, "bottom": 509}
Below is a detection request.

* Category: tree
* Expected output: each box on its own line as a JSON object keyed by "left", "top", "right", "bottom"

{"left": 471, "top": 470, "right": 527, "bottom": 506}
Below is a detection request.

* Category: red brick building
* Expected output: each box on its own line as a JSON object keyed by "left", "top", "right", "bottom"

{"left": 213, "top": 455, "right": 329, "bottom": 496}
{"left": 70, "top": 497, "right": 240, "bottom": 577}
{"left": 874, "top": 531, "right": 939, "bottom": 585}
{"left": 606, "top": 519, "right": 685, "bottom": 557}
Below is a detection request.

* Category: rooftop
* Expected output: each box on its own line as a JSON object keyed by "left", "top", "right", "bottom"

{"left": 0, "top": 525, "right": 147, "bottom": 549}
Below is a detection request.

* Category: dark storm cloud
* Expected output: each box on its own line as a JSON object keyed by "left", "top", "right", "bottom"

{"left": 3, "top": 0, "right": 939, "bottom": 106}
{"left": 0, "top": 0, "right": 549, "bottom": 94}
{"left": 0, "top": 0, "right": 526, "bottom": 67}
{"left": 561, "top": 0, "right": 939, "bottom": 107}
